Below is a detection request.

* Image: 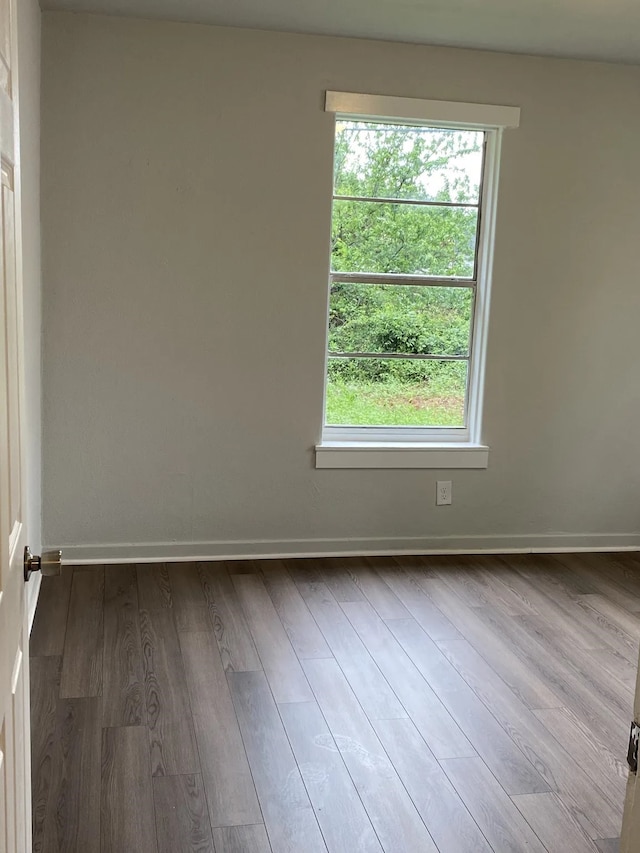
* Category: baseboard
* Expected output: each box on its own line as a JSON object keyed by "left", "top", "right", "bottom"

{"left": 52, "top": 533, "right": 640, "bottom": 565}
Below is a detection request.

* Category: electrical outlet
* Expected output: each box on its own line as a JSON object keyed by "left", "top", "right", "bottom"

{"left": 436, "top": 480, "right": 452, "bottom": 506}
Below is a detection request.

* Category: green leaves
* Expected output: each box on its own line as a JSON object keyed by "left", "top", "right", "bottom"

{"left": 331, "top": 124, "right": 482, "bottom": 278}
{"left": 333, "top": 122, "right": 483, "bottom": 203}
{"left": 328, "top": 284, "right": 473, "bottom": 357}
{"left": 332, "top": 201, "right": 477, "bottom": 277}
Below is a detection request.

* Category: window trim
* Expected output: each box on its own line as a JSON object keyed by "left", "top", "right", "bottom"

{"left": 324, "top": 91, "right": 520, "bottom": 130}
{"left": 315, "top": 442, "right": 490, "bottom": 469}
{"left": 317, "top": 93, "right": 519, "bottom": 469}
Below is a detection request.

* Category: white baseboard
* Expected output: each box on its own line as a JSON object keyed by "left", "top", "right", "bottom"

{"left": 52, "top": 533, "right": 640, "bottom": 565}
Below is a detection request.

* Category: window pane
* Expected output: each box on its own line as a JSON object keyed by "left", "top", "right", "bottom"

{"left": 325, "top": 358, "right": 467, "bottom": 427}
{"left": 334, "top": 121, "right": 484, "bottom": 204}
{"left": 331, "top": 200, "right": 478, "bottom": 277}
{"left": 329, "top": 284, "right": 473, "bottom": 357}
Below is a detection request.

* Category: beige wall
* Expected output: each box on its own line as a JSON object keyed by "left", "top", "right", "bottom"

{"left": 41, "top": 12, "right": 640, "bottom": 559}
{"left": 19, "top": 0, "right": 42, "bottom": 558}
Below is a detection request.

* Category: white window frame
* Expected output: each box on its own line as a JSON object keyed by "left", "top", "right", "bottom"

{"left": 316, "top": 92, "right": 519, "bottom": 469}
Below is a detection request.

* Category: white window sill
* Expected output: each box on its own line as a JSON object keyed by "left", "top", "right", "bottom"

{"left": 315, "top": 442, "right": 489, "bottom": 469}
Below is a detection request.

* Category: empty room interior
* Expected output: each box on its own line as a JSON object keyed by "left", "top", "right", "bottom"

{"left": 3, "top": 0, "right": 640, "bottom": 850}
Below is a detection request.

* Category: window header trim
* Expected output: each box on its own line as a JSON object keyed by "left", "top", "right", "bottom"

{"left": 324, "top": 91, "right": 520, "bottom": 130}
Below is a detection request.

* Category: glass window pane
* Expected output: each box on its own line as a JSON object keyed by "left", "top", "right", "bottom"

{"left": 331, "top": 200, "right": 478, "bottom": 277}
{"left": 334, "top": 121, "right": 484, "bottom": 204}
{"left": 325, "top": 358, "right": 467, "bottom": 427}
{"left": 329, "top": 284, "right": 473, "bottom": 357}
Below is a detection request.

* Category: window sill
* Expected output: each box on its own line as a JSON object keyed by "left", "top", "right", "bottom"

{"left": 315, "top": 442, "right": 489, "bottom": 469}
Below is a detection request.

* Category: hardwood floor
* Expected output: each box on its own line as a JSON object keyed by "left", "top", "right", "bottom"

{"left": 30, "top": 553, "right": 636, "bottom": 852}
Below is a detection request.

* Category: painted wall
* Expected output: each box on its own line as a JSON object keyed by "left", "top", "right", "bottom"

{"left": 41, "top": 12, "right": 640, "bottom": 559}
{"left": 19, "top": 0, "right": 42, "bottom": 558}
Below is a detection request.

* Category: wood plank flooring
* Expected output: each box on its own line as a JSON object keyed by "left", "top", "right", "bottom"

{"left": 30, "top": 553, "right": 636, "bottom": 852}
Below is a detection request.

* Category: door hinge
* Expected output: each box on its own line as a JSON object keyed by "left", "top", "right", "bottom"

{"left": 628, "top": 722, "right": 640, "bottom": 773}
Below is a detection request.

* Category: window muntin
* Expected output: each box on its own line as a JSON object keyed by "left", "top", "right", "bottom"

{"left": 324, "top": 119, "right": 486, "bottom": 435}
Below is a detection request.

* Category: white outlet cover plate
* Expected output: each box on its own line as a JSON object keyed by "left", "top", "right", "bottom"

{"left": 436, "top": 481, "right": 452, "bottom": 505}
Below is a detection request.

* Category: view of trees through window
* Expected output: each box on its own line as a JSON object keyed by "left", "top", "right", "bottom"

{"left": 326, "top": 121, "right": 485, "bottom": 428}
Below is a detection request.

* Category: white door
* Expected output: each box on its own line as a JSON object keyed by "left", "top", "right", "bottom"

{"left": 0, "top": 0, "right": 32, "bottom": 847}
{"left": 621, "top": 665, "right": 640, "bottom": 851}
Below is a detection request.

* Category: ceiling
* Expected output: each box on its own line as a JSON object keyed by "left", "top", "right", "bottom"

{"left": 42, "top": 0, "right": 640, "bottom": 64}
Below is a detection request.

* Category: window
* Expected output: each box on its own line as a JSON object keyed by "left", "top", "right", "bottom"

{"left": 316, "top": 93, "right": 519, "bottom": 469}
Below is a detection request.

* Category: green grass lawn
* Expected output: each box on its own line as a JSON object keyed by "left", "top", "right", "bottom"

{"left": 326, "top": 379, "right": 465, "bottom": 427}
